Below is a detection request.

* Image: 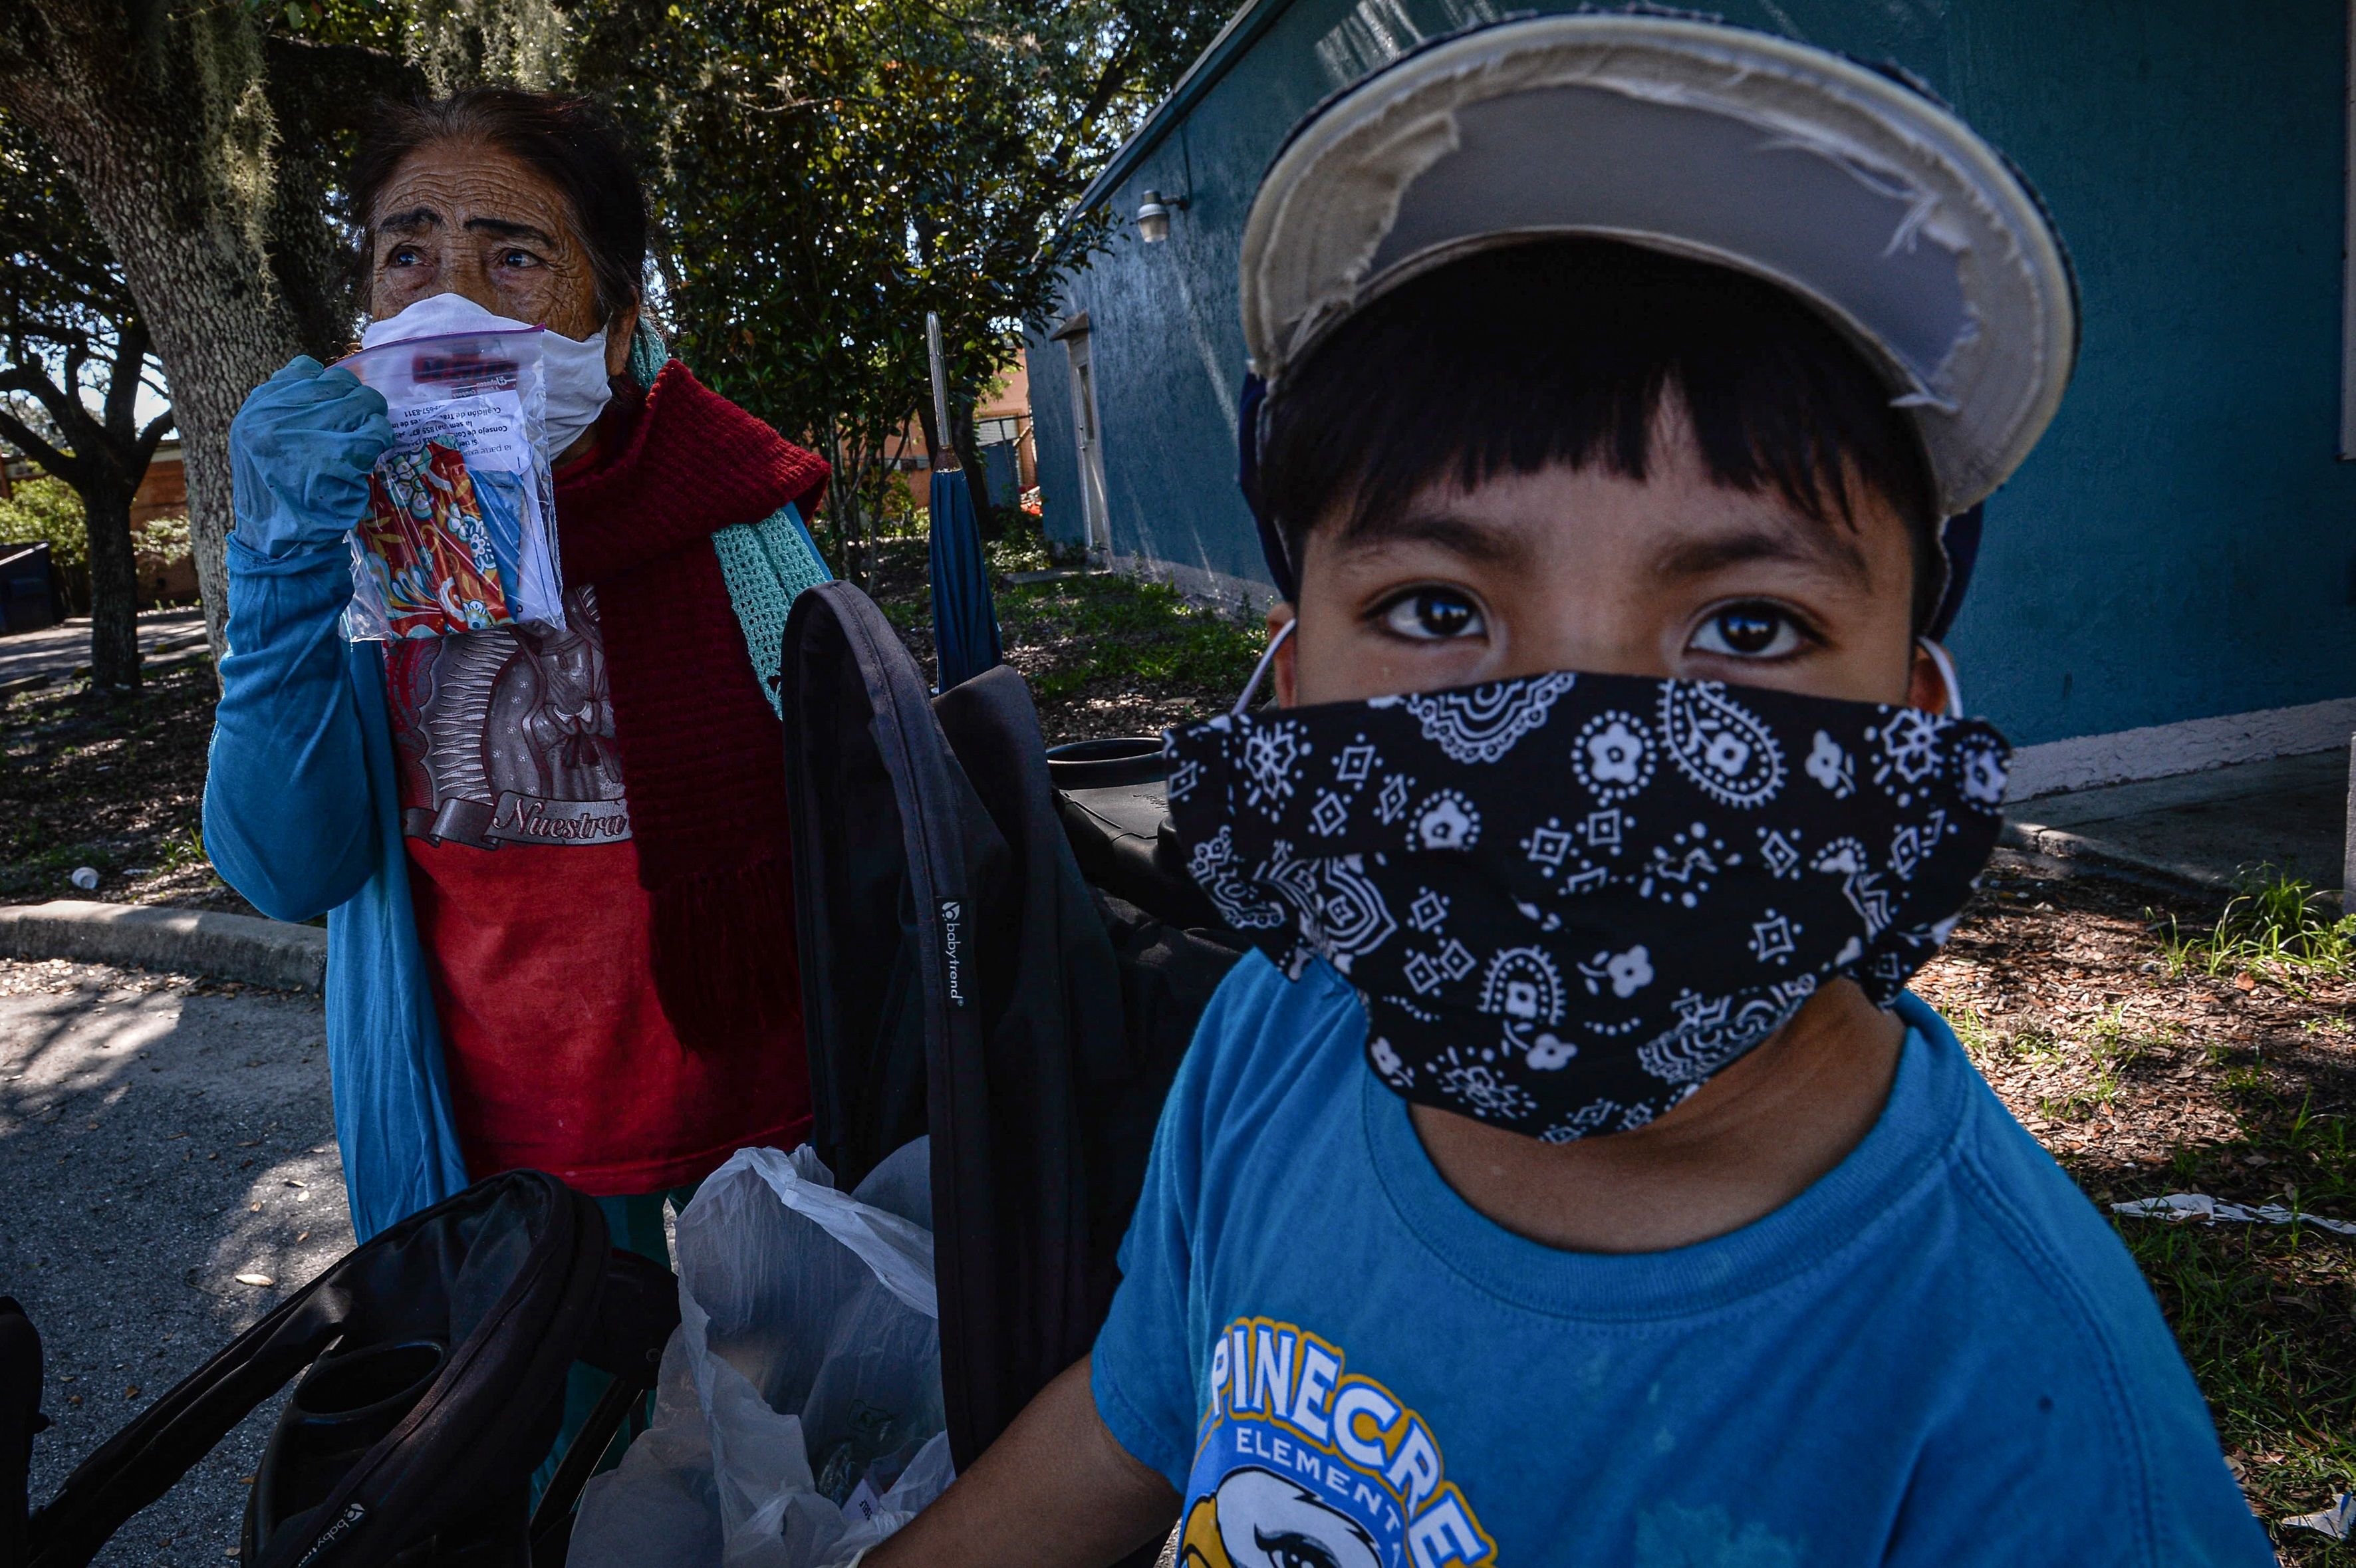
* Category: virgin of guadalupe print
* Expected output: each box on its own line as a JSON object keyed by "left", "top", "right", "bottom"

{"left": 358, "top": 440, "right": 520, "bottom": 637}
{"left": 386, "top": 583, "right": 632, "bottom": 850}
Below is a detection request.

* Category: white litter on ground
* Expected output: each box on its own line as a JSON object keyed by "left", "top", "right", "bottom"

{"left": 2110, "top": 1192, "right": 2356, "bottom": 1237}
{"left": 2281, "top": 1492, "right": 2355, "bottom": 1541}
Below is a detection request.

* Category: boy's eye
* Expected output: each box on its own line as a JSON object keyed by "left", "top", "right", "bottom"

{"left": 1378, "top": 587, "right": 1486, "bottom": 642}
{"left": 1690, "top": 602, "right": 1806, "bottom": 658}
{"left": 1255, "top": 1535, "right": 1346, "bottom": 1568}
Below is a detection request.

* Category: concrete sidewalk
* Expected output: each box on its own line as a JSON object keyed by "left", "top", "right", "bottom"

{"left": 2006, "top": 749, "right": 2345, "bottom": 895}
{"left": 0, "top": 608, "right": 209, "bottom": 691}
{"left": 0, "top": 956, "right": 347, "bottom": 1564}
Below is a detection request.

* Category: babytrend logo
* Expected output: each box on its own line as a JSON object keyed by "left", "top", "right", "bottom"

{"left": 938, "top": 899, "right": 966, "bottom": 1007}
{"left": 294, "top": 1502, "right": 368, "bottom": 1567}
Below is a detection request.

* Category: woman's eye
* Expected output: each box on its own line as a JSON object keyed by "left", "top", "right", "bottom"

{"left": 387, "top": 246, "right": 421, "bottom": 267}
{"left": 1690, "top": 602, "right": 1806, "bottom": 658}
{"left": 497, "top": 249, "right": 539, "bottom": 269}
{"left": 1378, "top": 587, "right": 1485, "bottom": 642}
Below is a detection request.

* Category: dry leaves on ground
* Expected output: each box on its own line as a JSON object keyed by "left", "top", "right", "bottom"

{"left": 1918, "top": 852, "right": 2355, "bottom": 1558}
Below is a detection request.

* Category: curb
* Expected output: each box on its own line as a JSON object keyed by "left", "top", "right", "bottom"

{"left": 0, "top": 900, "right": 325, "bottom": 991}
{"left": 2000, "top": 821, "right": 2224, "bottom": 899}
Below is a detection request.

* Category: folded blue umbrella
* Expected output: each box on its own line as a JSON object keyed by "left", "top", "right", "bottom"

{"left": 928, "top": 467, "right": 1003, "bottom": 692}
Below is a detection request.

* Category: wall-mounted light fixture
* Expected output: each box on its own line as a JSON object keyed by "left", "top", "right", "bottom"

{"left": 1137, "top": 188, "right": 1188, "bottom": 243}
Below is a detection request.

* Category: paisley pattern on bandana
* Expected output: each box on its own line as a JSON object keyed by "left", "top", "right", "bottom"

{"left": 1164, "top": 670, "right": 2010, "bottom": 1140}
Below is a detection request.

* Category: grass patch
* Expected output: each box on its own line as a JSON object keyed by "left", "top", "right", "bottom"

{"left": 995, "top": 573, "right": 1261, "bottom": 706}
{"left": 2043, "top": 1007, "right": 2157, "bottom": 1120}
{"left": 2164, "top": 869, "right": 2356, "bottom": 991}
{"left": 2117, "top": 1217, "right": 2355, "bottom": 1539}
{"left": 2117, "top": 1068, "right": 2356, "bottom": 1553}
{"left": 1946, "top": 1005, "right": 1996, "bottom": 1061}
{"left": 1938, "top": 868, "right": 2355, "bottom": 1549}
{"left": 860, "top": 516, "right": 1266, "bottom": 743}
{"left": 2111, "top": 907, "right": 2356, "bottom": 1557}
{"left": 1992, "top": 1020, "right": 2067, "bottom": 1065}
{"left": 154, "top": 823, "right": 207, "bottom": 870}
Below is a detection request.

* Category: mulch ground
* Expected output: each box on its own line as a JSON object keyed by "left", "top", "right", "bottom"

{"left": 1916, "top": 854, "right": 2356, "bottom": 1555}
{"left": 2, "top": 560, "right": 2351, "bottom": 1556}
{"left": 0, "top": 659, "right": 260, "bottom": 914}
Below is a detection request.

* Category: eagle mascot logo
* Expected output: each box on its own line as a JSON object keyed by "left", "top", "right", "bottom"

{"left": 1180, "top": 1466, "right": 1382, "bottom": 1568}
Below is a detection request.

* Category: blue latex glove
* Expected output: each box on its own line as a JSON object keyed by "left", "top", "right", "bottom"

{"left": 229, "top": 356, "right": 394, "bottom": 560}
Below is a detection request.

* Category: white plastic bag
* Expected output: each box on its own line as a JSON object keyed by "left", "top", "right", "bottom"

{"left": 335, "top": 327, "right": 566, "bottom": 640}
{"left": 571, "top": 1140, "right": 954, "bottom": 1567}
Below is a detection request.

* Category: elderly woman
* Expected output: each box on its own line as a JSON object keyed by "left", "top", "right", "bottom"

{"left": 204, "top": 91, "right": 829, "bottom": 1261}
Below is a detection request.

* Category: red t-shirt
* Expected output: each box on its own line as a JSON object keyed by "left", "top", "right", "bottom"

{"left": 384, "top": 583, "right": 811, "bottom": 1194}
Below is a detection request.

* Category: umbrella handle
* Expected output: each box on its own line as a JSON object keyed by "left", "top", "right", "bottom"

{"left": 926, "top": 313, "right": 962, "bottom": 473}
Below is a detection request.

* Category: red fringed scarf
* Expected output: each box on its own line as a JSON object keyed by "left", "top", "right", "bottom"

{"left": 555, "top": 361, "right": 830, "bottom": 1054}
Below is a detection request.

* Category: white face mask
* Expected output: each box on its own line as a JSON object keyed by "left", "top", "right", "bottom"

{"left": 360, "top": 293, "right": 616, "bottom": 455}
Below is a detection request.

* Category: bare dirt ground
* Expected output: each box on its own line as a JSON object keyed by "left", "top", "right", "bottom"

{"left": 1, "top": 661, "right": 261, "bottom": 915}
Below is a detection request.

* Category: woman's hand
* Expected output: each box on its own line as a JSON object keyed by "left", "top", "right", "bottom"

{"left": 229, "top": 356, "right": 395, "bottom": 559}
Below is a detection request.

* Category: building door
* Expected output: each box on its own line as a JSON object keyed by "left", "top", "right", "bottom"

{"left": 1064, "top": 329, "right": 1114, "bottom": 563}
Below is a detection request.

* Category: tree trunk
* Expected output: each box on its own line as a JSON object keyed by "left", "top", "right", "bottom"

{"left": 45, "top": 142, "right": 303, "bottom": 669}
{"left": 82, "top": 477, "right": 140, "bottom": 691}
{"left": 0, "top": 9, "right": 419, "bottom": 672}
{"left": 823, "top": 426, "right": 860, "bottom": 588}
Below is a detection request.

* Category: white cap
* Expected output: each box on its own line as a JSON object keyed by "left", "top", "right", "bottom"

{"left": 1238, "top": 13, "right": 2079, "bottom": 517}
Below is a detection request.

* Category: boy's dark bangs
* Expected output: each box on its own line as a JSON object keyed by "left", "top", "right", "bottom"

{"left": 1259, "top": 239, "right": 1941, "bottom": 624}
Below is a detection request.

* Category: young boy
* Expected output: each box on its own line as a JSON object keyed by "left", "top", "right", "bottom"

{"left": 872, "top": 15, "right": 2275, "bottom": 1565}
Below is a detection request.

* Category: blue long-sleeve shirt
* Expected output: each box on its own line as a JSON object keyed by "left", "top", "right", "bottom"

{"left": 204, "top": 533, "right": 473, "bottom": 1238}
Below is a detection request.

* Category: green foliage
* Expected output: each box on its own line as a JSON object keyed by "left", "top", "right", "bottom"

{"left": 2162, "top": 870, "right": 2356, "bottom": 985}
{"left": 2031, "top": 1007, "right": 2159, "bottom": 1122}
{"left": 0, "top": 111, "right": 171, "bottom": 469}
{"left": 0, "top": 108, "right": 177, "bottom": 664}
{"left": 861, "top": 521, "right": 1261, "bottom": 731}
{"left": 0, "top": 475, "right": 188, "bottom": 612}
{"left": 0, "top": 111, "right": 124, "bottom": 352}
{"left": 569, "top": 0, "right": 1231, "bottom": 577}
{"left": 0, "top": 474, "right": 84, "bottom": 567}
{"left": 136, "top": 513, "right": 193, "bottom": 565}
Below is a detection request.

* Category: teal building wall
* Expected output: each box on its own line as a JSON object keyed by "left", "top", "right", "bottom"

{"left": 1027, "top": 0, "right": 2356, "bottom": 748}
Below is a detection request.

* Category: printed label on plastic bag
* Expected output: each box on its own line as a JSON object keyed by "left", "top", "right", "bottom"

{"left": 335, "top": 328, "right": 566, "bottom": 641}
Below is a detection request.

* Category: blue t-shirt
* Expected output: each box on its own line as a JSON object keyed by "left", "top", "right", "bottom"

{"left": 1091, "top": 953, "right": 2273, "bottom": 1568}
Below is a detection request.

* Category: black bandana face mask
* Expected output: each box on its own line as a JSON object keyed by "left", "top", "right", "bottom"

{"left": 1164, "top": 650, "right": 2010, "bottom": 1141}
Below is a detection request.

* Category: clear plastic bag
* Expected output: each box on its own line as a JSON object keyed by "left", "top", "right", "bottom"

{"left": 572, "top": 1140, "right": 954, "bottom": 1568}
{"left": 336, "top": 328, "right": 566, "bottom": 640}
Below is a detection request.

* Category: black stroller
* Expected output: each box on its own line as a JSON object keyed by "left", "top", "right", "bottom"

{"left": 778, "top": 581, "right": 1242, "bottom": 1476}
{"left": 0, "top": 579, "right": 1237, "bottom": 1565}
{"left": 0, "top": 1172, "right": 681, "bottom": 1568}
